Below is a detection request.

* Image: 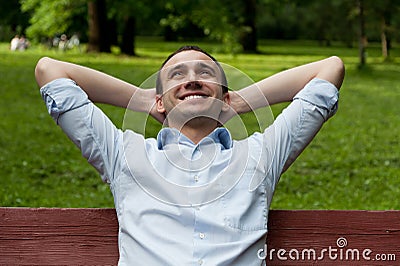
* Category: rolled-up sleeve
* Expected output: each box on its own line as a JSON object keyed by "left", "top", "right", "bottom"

{"left": 293, "top": 78, "right": 339, "bottom": 120}
{"left": 40, "top": 78, "right": 122, "bottom": 183}
{"left": 40, "top": 78, "right": 90, "bottom": 124}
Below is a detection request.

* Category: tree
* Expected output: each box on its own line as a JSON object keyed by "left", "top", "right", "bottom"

{"left": 160, "top": 0, "right": 259, "bottom": 53}
{"left": 358, "top": 0, "right": 367, "bottom": 66}
{"left": 231, "top": 0, "right": 258, "bottom": 52}
{"left": 257, "top": 0, "right": 303, "bottom": 40}
{"left": 107, "top": 0, "right": 151, "bottom": 56}
{"left": 87, "top": 0, "right": 110, "bottom": 53}
{"left": 0, "top": 0, "right": 29, "bottom": 41}
{"left": 21, "top": 0, "right": 86, "bottom": 42}
{"left": 22, "top": 0, "right": 112, "bottom": 53}
{"left": 368, "top": 0, "right": 400, "bottom": 60}
{"left": 243, "top": 0, "right": 258, "bottom": 51}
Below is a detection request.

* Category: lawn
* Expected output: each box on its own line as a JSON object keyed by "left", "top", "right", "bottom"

{"left": 0, "top": 38, "right": 399, "bottom": 209}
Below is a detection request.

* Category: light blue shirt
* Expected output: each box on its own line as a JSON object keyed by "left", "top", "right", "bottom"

{"left": 41, "top": 78, "right": 339, "bottom": 265}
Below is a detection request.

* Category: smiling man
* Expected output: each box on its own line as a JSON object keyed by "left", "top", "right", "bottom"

{"left": 155, "top": 47, "right": 231, "bottom": 143}
{"left": 35, "top": 45, "right": 344, "bottom": 265}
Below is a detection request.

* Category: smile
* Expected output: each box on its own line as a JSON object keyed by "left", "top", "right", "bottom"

{"left": 183, "top": 95, "right": 207, "bottom": 100}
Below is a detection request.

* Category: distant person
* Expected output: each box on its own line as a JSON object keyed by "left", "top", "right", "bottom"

{"left": 67, "top": 34, "right": 80, "bottom": 52}
{"left": 35, "top": 46, "right": 344, "bottom": 265}
{"left": 18, "top": 36, "right": 29, "bottom": 51}
{"left": 52, "top": 36, "right": 60, "bottom": 49}
{"left": 58, "top": 34, "right": 68, "bottom": 51}
{"left": 10, "top": 35, "right": 19, "bottom": 51}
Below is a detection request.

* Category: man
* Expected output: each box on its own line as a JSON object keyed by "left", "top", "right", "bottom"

{"left": 35, "top": 45, "right": 344, "bottom": 265}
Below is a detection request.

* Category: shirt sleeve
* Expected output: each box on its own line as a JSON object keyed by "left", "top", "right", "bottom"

{"left": 40, "top": 78, "right": 122, "bottom": 183}
{"left": 263, "top": 78, "right": 339, "bottom": 185}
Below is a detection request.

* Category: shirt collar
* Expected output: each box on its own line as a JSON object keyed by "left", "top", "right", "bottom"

{"left": 157, "top": 127, "right": 232, "bottom": 150}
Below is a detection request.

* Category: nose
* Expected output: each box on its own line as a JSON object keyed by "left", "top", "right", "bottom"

{"left": 184, "top": 80, "right": 202, "bottom": 90}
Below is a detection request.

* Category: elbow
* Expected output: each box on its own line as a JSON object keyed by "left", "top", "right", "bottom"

{"left": 35, "top": 57, "right": 53, "bottom": 88}
{"left": 329, "top": 56, "right": 345, "bottom": 90}
{"left": 330, "top": 56, "right": 345, "bottom": 76}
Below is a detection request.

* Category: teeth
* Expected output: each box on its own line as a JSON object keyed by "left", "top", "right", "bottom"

{"left": 184, "top": 95, "right": 205, "bottom": 100}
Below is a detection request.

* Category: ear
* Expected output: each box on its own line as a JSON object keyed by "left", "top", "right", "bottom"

{"left": 221, "top": 92, "right": 231, "bottom": 112}
{"left": 156, "top": 95, "right": 166, "bottom": 114}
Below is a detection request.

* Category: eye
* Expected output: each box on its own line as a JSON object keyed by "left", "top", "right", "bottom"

{"left": 170, "top": 71, "right": 183, "bottom": 78}
{"left": 200, "top": 69, "right": 214, "bottom": 77}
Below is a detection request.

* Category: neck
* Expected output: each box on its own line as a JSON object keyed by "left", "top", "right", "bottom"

{"left": 169, "top": 117, "right": 219, "bottom": 144}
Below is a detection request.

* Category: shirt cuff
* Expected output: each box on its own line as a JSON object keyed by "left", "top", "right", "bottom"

{"left": 40, "top": 78, "right": 90, "bottom": 123}
{"left": 294, "top": 78, "right": 339, "bottom": 118}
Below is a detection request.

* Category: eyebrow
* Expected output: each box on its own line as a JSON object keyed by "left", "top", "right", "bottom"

{"left": 165, "top": 61, "right": 219, "bottom": 79}
{"left": 166, "top": 63, "right": 187, "bottom": 78}
{"left": 196, "top": 62, "right": 217, "bottom": 75}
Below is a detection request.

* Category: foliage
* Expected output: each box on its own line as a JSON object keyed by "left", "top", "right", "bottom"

{"left": 0, "top": 0, "right": 397, "bottom": 55}
{"left": 0, "top": 39, "right": 399, "bottom": 209}
{"left": 108, "top": 0, "right": 151, "bottom": 22}
{"left": 160, "top": 0, "right": 242, "bottom": 52}
{"left": 257, "top": 0, "right": 356, "bottom": 44}
{"left": 107, "top": 0, "right": 154, "bottom": 54}
{"left": 0, "top": 0, "right": 29, "bottom": 41}
{"left": 20, "top": 0, "right": 87, "bottom": 41}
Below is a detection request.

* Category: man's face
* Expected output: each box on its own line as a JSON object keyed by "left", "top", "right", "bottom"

{"left": 156, "top": 50, "right": 229, "bottom": 127}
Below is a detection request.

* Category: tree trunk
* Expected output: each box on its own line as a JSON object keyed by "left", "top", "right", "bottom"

{"left": 120, "top": 16, "right": 136, "bottom": 56}
{"left": 239, "top": 0, "right": 257, "bottom": 53}
{"left": 87, "top": 0, "right": 110, "bottom": 53}
{"left": 87, "top": 1, "right": 100, "bottom": 52}
{"left": 381, "top": 18, "right": 388, "bottom": 59}
{"left": 380, "top": 12, "right": 391, "bottom": 60}
{"left": 358, "top": 0, "right": 367, "bottom": 66}
{"left": 163, "top": 26, "right": 177, "bottom": 42}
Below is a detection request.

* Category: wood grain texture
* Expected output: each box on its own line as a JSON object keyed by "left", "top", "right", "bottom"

{"left": 0, "top": 208, "right": 119, "bottom": 265}
{"left": 266, "top": 210, "right": 400, "bottom": 265}
{"left": 1, "top": 208, "right": 399, "bottom": 265}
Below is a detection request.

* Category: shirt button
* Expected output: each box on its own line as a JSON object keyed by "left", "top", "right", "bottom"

{"left": 198, "top": 259, "right": 203, "bottom": 265}
{"left": 194, "top": 175, "right": 199, "bottom": 182}
{"left": 199, "top": 232, "right": 205, "bottom": 239}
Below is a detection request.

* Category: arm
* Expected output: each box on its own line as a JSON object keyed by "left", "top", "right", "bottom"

{"left": 35, "top": 57, "right": 163, "bottom": 120}
{"left": 230, "top": 56, "right": 345, "bottom": 113}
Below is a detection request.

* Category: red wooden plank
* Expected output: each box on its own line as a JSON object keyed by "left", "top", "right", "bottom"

{"left": 266, "top": 210, "right": 400, "bottom": 265}
{"left": 1, "top": 208, "right": 400, "bottom": 265}
{"left": 0, "top": 208, "right": 119, "bottom": 265}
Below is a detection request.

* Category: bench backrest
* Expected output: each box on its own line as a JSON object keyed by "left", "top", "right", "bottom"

{"left": 1, "top": 208, "right": 399, "bottom": 265}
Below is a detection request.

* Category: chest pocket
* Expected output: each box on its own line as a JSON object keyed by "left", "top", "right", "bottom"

{"left": 222, "top": 168, "right": 267, "bottom": 231}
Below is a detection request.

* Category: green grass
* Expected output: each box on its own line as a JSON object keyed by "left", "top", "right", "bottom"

{"left": 0, "top": 38, "right": 399, "bottom": 209}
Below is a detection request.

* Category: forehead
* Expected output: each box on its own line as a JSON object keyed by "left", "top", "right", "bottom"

{"left": 162, "top": 50, "right": 216, "bottom": 70}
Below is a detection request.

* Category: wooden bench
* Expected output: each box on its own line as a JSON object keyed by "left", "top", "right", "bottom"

{"left": 1, "top": 208, "right": 399, "bottom": 265}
